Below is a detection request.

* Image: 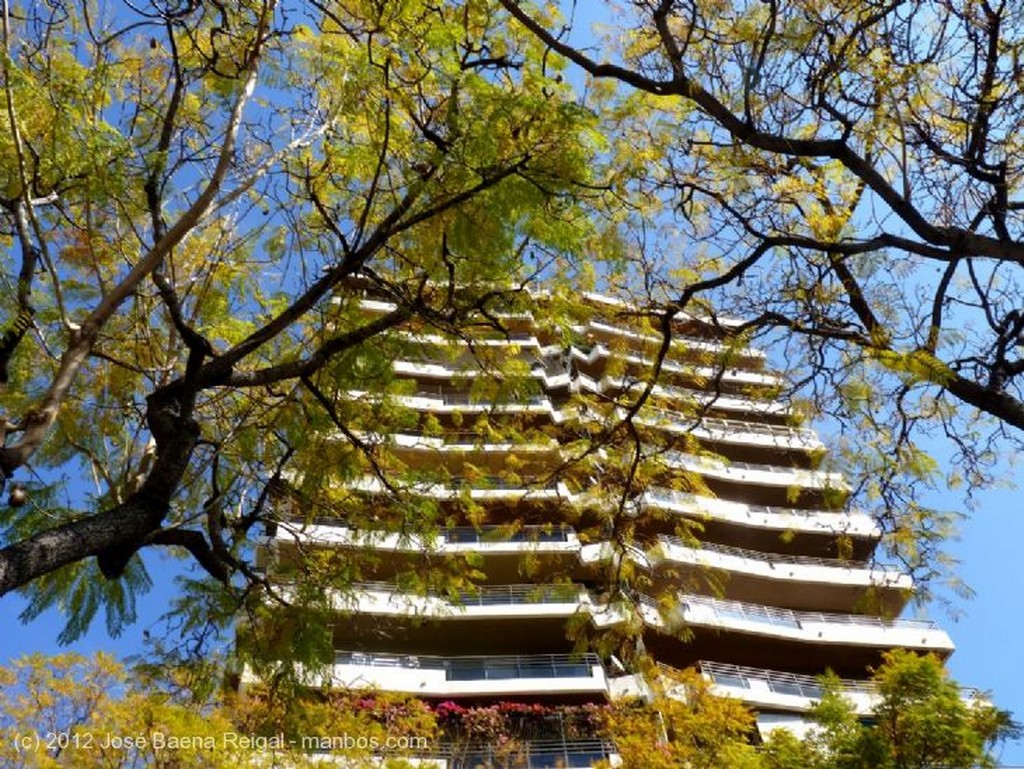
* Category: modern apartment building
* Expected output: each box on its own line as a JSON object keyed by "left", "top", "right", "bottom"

{"left": 259, "top": 287, "right": 956, "bottom": 766}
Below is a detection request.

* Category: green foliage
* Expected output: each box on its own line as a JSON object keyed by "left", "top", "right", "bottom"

{"left": 761, "top": 650, "right": 1019, "bottom": 769}
{"left": 600, "top": 667, "right": 762, "bottom": 769}
{"left": 0, "top": 0, "right": 626, "bottom": 648}
{"left": 0, "top": 653, "right": 294, "bottom": 768}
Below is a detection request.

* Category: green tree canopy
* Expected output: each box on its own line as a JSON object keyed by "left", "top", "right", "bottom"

{"left": 499, "top": 0, "right": 1024, "bottom": 584}
{"left": 2, "top": 0, "right": 1021, "bottom": 676}
{"left": 762, "top": 650, "right": 1019, "bottom": 769}
{"left": 0, "top": 0, "right": 624, "bottom": 644}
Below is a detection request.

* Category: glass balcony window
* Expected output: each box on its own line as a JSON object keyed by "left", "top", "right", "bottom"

{"left": 335, "top": 652, "right": 599, "bottom": 683}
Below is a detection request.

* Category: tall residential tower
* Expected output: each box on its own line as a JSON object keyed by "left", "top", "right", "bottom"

{"left": 258, "top": 287, "right": 955, "bottom": 767}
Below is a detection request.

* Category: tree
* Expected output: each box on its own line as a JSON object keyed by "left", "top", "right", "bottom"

{"left": 0, "top": 653, "right": 259, "bottom": 768}
{"left": 599, "top": 667, "right": 762, "bottom": 769}
{"left": 0, "top": 0, "right": 617, "bottom": 642}
{"left": 497, "top": 0, "right": 1024, "bottom": 579}
{"left": 760, "top": 650, "right": 1019, "bottom": 769}
{"left": 0, "top": 652, "right": 440, "bottom": 767}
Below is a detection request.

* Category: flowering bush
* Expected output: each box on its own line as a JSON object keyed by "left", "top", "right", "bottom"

{"left": 431, "top": 700, "right": 608, "bottom": 742}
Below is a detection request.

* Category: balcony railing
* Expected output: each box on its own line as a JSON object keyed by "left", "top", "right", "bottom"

{"left": 334, "top": 651, "right": 601, "bottom": 681}
{"left": 696, "top": 661, "right": 874, "bottom": 699}
{"left": 403, "top": 430, "right": 556, "bottom": 445}
{"left": 606, "top": 347, "right": 782, "bottom": 386}
{"left": 351, "top": 581, "right": 586, "bottom": 606}
{"left": 411, "top": 388, "right": 550, "bottom": 406}
{"left": 444, "top": 525, "right": 574, "bottom": 544}
{"left": 641, "top": 486, "right": 854, "bottom": 523}
{"left": 446, "top": 739, "right": 615, "bottom": 768}
{"left": 447, "top": 475, "right": 558, "bottom": 491}
{"left": 647, "top": 381, "right": 787, "bottom": 414}
{"left": 640, "top": 408, "right": 821, "bottom": 446}
{"left": 657, "top": 450, "right": 845, "bottom": 489}
{"left": 680, "top": 594, "right": 939, "bottom": 631}
{"left": 657, "top": 534, "right": 880, "bottom": 571}
{"left": 584, "top": 319, "right": 757, "bottom": 361}
{"left": 695, "top": 660, "right": 981, "bottom": 703}
{"left": 281, "top": 523, "right": 577, "bottom": 552}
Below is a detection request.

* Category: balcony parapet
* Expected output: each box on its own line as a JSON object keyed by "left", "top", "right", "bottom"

{"left": 674, "top": 594, "right": 954, "bottom": 654}
{"left": 327, "top": 651, "right": 607, "bottom": 699}
{"left": 635, "top": 409, "right": 824, "bottom": 452}
{"left": 654, "top": 535, "right": 911, "bottom": 590}
{"left": 658, "top": 450, "right": 848, "bottom": 491}
{"left": 638, "top": 486, "right": 878, "bottom": 539}
{"left": 693, "top": 660, "right": 983, "bottom": 715}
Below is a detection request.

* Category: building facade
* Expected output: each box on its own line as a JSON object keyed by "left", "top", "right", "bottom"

{"left": 258, "top": 288, "right": 956, "bottom": 766}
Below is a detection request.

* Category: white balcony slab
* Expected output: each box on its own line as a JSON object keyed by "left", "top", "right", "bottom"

{"left": 675, "top": 595, "right": 954, "bottom": 654}
{"left": 324, "top": 653, "right": 608, "bottom": 698}
{"left": 654, "top": 537, "right": 911, "bottom": 593}
{"left": 638, "top": 487, "right": 879, "bottom": 539}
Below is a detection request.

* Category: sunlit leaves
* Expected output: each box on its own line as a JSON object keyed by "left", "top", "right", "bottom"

{"left": 760, "top": 650, "right": 1020, "bottom": 769}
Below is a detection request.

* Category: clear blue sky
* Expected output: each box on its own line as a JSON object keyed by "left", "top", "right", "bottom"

{"left": 927, "top": 482, "right": 1024, "bottom": 766}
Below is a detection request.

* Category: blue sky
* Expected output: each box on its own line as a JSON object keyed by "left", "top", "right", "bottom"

{"left": 927, "top": 483, "right": 1024, "bottom": 766}
{"left": 3, "top": 4, "right": 1024, "bottom": 766}
{"left": 3, "top": 492, "right": 1023, "bottom": 765}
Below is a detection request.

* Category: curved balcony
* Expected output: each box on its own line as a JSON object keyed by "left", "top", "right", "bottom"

{"left": 657, "top": 450, "right": 845, "bottom": 491}
{"left": 639, "top": 486, "right": 878, "bottom": 539}
{"left": 651, "top": 535, "right": 910, "bottom": 613}
{"left": 273, "top": 523, "right": 580, "bottom": 557}
{"left": 635, "top": 408, "right": 824, "bottom": 453}
{"left": 328, "top": 651, "right": 607, "bottom": 698}
{"left": 671, "top": 594, "right": 954, "bottom": 656}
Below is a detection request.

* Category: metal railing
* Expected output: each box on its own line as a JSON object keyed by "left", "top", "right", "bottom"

{"left": 657, "top": 534, "right": 879, "bottom": 570}
{"left": 657, "top": 450, "right": 843, "bottom": 487}
{"left": 352, "top": 581, "right": 586, "bottom": 606}
{"left": 446, "top": 739, "right": 615, "bottom": 768}
{"left": 696, "top": 661, "right": 875, "bottom": 698}
{"left": 333, "top": 651, "right": 601, "bottom": 681}
{"left": 647, "top": 381, "right": 784, "bottom": 413}
{"left": 447, "top": 475, "right": 559, "bottom": 491}
{"left": 641, "top": 407, "right": 820, "bottom": 445}
{"left": 608, "top": 347, "right": 782, "bottom": 385}
{"left": 680, "top": 594, "right": 940, "bottom": 631}
{"left": 278, "top": 522, "right": 574, "bottom": 547}
{"left": 695, "top": 661, "right": 982, "bottom": 702}
{"left": 411, "top": 389, "right": 549, "bottom": 406}
{"left": 585, "top": 320, "right": 748, "bottom": 357}
{"left": 642, "top": 486, "right": 848, "bottom": 521}
{"left": 444, "top": 525, "right": 574, "bottom": 544}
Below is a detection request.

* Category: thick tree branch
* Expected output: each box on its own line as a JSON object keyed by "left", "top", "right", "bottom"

{"left": 0, "top": 1, "right": 273, "bottom": 478}
{"left": 499, "top": 0, "right": 1024, "bottom": 263}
